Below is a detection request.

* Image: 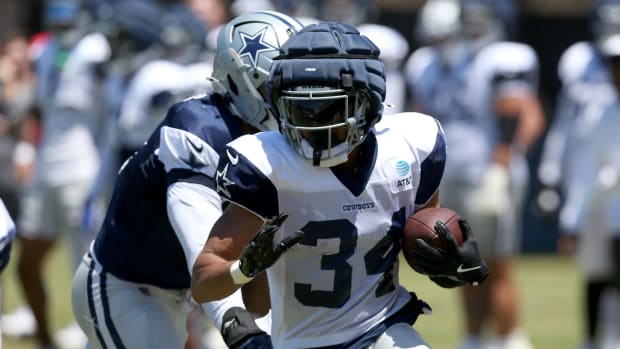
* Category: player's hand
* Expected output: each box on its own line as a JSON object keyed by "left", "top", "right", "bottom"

{"left": 239, "top": 213, "right": 305, "bottom": 278}
{"left": 221, "top": 307, "right": 272, "bottom": 349}
{"left": 411, "top": 219, "right": 489, "bottom": 286}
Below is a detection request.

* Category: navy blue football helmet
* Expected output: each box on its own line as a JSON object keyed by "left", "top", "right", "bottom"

{"left": 267, "top": 22, "right": 386, "bottom": 167}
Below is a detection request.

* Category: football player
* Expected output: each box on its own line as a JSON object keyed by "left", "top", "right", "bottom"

{"left": 191, "top": 22, "right": 488, "bottom": 348}
{"left": 70, "top": 11, "right": 304, "bottom": 349}
{"left": 542, "top": 1, "right": 620, "bottom": 347}
{"left": 406, "top": 1, "right": 545, "bottom": 348}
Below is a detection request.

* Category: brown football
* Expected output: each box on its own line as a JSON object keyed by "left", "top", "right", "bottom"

{"left": 402, "top": 207, "right": 464, "bottom": 272}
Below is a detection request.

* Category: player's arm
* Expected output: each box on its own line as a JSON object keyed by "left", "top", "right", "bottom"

{"left": 191, "top": 203, "right": 264, "bottom": 302}
{"left": 494, "top": 88, "right": 545, "bottom": 166}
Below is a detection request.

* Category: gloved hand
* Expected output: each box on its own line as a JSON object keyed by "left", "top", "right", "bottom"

{"left": 239, "top": 213, "right": 305, "bottom": 278}
{"left": 221, "top": 307, "right": 272, "bottom": 349}
{"left": 468, "top": 163, "right": 510, "bottom": 216}
{"left": 409, "top": 219, "right": 489, "bottom": 287}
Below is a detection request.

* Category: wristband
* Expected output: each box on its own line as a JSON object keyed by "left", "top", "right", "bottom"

{"left": 230, "top": 260, "right": 253, "bottom": 285}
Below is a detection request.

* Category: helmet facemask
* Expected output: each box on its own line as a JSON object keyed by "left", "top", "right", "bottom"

{"left": 275, "top": 86, "right": 371, "bottom": 167}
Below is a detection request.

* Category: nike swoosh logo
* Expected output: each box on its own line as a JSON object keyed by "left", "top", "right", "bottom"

{"left": 227, "top": 148, "right": 239, "bottom": 165}
{"left": 187, "top": 137, "right": 204, "bottom": 153}
{"left": 457, "top": 264, "right": 482, "bottom": 273}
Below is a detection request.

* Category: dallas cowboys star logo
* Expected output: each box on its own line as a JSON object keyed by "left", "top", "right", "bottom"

{"left": 238, "top": 27, "right": 277, "bottom": 68}
{"left": 216, "top": 163, "right": 235, "bottom": 198}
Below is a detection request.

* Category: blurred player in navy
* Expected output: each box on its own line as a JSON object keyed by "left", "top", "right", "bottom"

{"left": 406, "top": 1, "right": 545, "bottom": 348}
{"left": 71, "top": 11, "right": 304, "bottom": 349}
{"left": 191, "top": 22, "right": 489, "bottom": 349}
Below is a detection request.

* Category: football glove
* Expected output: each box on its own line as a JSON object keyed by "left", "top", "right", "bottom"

{"left": 221, "top": 307, "right": 271, "bottom": 349}
{"left": 239, "top": 213, "right": 305, "bottom": 278}
{"left": 409, "top": 219, "right": 489, "bottom": 287}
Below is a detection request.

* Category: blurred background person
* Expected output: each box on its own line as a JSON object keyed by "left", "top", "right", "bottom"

{"left": 405, "top": 0, "right": 546, "bottom": 348}
{"left": 358, "top": 22, "right": 410, "bottom": 115}
{"left": 5, "top": 1, "right": 167, "bottom": 348}
{"left": 0, "top": 31, "right": 37, "bottom": 233}
{"left": 538, "top": 1, "right": 620, "bottom": 348}
{"left": 1, "top": 0, "right": 87, "bottom": 346}
{"left": 0, "top": 198, "right": 17, "bottom": 349}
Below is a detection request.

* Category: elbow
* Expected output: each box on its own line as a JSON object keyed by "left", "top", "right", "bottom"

{"left": 191, "top": 263, "right": 236, "bottom": 303}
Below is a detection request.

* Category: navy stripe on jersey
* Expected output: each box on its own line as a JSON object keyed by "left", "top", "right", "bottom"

{"left": 330, "top": 133, "right": 378, "bottom": 197}
{"left": 415, "top": 126, "right": 446, "bottom": 205}
{"left": 87, "top": 258, "right": 107, "bottom": 349}
{"left": 168, "top": 169, "right": 216, "bottom": 190}
{"left": 100, "top": 272, "right": 126, "bottom": 348}
{"left": 216, "top": 146, "right": 279, "bottom": 218}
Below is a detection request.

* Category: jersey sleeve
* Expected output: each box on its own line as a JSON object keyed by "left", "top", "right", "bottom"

{"left": 415, "top": 117, "right": 447, "bottom": 206}
{"left": 158, "top": 125, "right": 220, "bottom": 190}
{"left": 215, "top": 142, "right": 279, "bottom": 219}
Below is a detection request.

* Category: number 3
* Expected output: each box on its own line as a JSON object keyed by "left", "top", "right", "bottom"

{"left": 294, "top": 209, "right": 405, "bottom": 308}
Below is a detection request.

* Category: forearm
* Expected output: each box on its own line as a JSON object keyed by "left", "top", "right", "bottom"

{"left": 242, "top": 273, "right": 270, "bottom": 316}
{"left": 191, "top": 252, "right": 244, "bottom": 303}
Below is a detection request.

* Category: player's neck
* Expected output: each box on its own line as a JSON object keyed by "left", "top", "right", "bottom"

{"left": 343, "top": 147, "right": 363, "bottom": 174}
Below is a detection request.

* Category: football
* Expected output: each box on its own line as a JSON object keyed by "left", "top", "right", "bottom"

{"left": 402, "top": 207, "right": 464, "bottom": 271}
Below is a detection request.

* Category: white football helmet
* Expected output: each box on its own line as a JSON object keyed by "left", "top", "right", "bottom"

{"left": 211, "top": 11, "right": 304, "bottom": 131}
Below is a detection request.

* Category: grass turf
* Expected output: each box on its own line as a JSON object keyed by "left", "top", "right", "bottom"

{"left": 1, "top": 240, "right": 583, "bottom": 349}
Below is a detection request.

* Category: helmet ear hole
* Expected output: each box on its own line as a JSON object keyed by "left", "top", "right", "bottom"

{"left": 227, "top": 75, "right": 238, "bottom": 96}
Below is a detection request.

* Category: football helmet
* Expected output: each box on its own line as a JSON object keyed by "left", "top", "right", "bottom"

{"left": 211, "top": 11, "right": 304, "bottom": 131}
{"left": 592, "top": 0, "right": 620, "bottom": 55}
{"left": 416, "top": 0, "right": 461, "bottom": 45}
{"left": 267, "top": 22, "right": 386, "bottom": 167}
{"left": 459, "top": 0, "right": 517, "bottom": 47}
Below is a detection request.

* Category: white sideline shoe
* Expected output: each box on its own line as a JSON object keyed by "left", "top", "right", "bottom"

{"left": 500, "top": 328, "right": 535, "bottom": 349}
{"left": 54, "top": 322, "right": 87, "bottom": 349}
{"left": 1, "top": 305, "right": 36, "bottom": 337}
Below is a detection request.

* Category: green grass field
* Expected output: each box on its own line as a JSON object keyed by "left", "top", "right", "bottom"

{"left": 1, "top": 241, "right": 584, "bottom": 349}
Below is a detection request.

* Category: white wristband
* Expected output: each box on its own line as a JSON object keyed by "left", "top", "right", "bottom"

{"left": 229, "top": 260, "right": 254, "bottom": 285}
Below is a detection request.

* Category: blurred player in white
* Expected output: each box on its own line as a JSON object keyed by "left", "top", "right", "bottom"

{"left": 358, "top": 23, "right": 410, "bottom": 115}
{"left": 406, "top": 1, "right": 545, "bottom": 348}
{"left": 541, "top": 2, "right": 620, "bottom": 347}
{"left": 191, "top": 21, "right": 489, "bottom": 349}
{"left": 71, "top": 11, "right": 304, "bottom": 349}
{"left": 0, "top": 198, "right": 16, "bottom": 349}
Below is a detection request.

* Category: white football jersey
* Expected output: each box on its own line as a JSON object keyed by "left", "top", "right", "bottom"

{"left": 538, "top": 41, "right": 614, "bottom": 190}
{"left": 37, "top": 32, "right": 112, "bottom": 184}
{"left": 406, "top": 41, "right": 538, "bottom": 184}
{"left": 118, "top": 60, "right": 213, "bottom": 149}
{"left": 217, "top": 112, "right": 446, "bottom": 348}
{"left": 358, "top": 23, "right": 410, "bottom": 114}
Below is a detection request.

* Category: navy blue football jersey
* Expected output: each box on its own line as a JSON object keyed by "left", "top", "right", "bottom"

{"left": 93, "top": 93, "right": 244, "bottom": 289}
